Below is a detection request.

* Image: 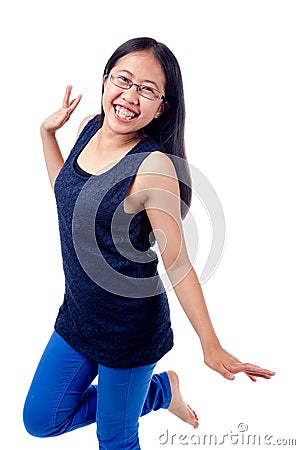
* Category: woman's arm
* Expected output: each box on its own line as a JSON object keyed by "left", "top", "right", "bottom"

{"left": 142, "top": 151, "right": 275, "bottom": 382}
{"left": 40, "top": 85, "right": 82, "bottom": 189}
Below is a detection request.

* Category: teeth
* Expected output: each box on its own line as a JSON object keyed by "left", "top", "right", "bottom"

{"left": 115, "top": 105, "right": 136, "bottom": 119}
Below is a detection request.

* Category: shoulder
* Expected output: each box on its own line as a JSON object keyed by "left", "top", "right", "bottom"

{"left": 76, "top": 114, "right": 99, "bottom": 138}
{"left": 136, "top": 150, "right": 180, "bottom": 199}
{"left": 138, "top": 150, "right": 177, "bottom": 179}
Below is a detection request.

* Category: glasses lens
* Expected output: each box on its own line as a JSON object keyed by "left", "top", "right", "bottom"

{"left": 110, "top": 74, "right": 131, "bottom": 89}
{"left": 138, "top": 86, "right": 161, "bottom": 101}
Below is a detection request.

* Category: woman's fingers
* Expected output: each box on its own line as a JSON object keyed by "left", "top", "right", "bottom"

{"left": 235, "top": 363, "right": 275, "bottom": 376}
{"left": 203, "top": 347, "right": 275, "bottom": 382}
{"left": 247, "top": 374, "right": 257, "bottom": 382}
{"left": 230, "top": 362, "right": 275, "bottom": 379}
{"left": 62, "top": 85, "right": 82, "bottom": 113}
{"left": 67, "top": 94, "right": 82, "bottom": 113}
{"left": 218, "top": 361, "right": 275, "bottom": 382}
{"left": 41, "top": 88, "right": 82, "bottom": 134}
{"left": 63, "top": 85, "right": 72, "bottom": 109}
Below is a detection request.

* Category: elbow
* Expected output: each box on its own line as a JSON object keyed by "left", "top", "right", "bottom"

{"left": 164, "top": 255, "right": 194, "bottom": 287}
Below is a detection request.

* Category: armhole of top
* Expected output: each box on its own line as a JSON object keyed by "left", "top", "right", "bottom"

{"left": 76, "top": 114, "right": 100, "bottom": 140}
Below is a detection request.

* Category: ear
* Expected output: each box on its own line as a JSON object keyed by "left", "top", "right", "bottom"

{"left": 154, "top": 101, "right": 170, "bottom": 119}
{"left": 102, "top": 74, "right": 108, "bottom": 87}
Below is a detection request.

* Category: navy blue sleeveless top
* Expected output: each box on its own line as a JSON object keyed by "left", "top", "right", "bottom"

{"left": 54, "top": 115, "right": 174, "bottom": 368}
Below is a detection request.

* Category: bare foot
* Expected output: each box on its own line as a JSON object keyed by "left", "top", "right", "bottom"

{"left": 167, "top": 370, "right": 199, "bottom": 429}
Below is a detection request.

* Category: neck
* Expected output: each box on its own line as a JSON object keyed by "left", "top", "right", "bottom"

{"left": 99, "top": 124, "right": 142, "bottom": 153}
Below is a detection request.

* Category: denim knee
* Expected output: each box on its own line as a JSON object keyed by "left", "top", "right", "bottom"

{"left": 23, "top": 394, "right": 53, "bottom": 438}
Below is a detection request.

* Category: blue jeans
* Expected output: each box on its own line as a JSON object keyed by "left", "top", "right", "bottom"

{"left": 23, "top": 331, "right": 172, "bottom": 449}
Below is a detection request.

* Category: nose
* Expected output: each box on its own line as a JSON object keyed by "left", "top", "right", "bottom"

{"left": 121, "top": 85, "right": 139, "bottom": 104}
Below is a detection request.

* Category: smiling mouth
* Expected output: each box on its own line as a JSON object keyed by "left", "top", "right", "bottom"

{"left": 114, "top": 105, "right": 137, "bottom": 120}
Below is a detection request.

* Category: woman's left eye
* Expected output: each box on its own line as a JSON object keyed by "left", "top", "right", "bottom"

{"left": 141, "top": 86, "right": 155, "bottom": 93}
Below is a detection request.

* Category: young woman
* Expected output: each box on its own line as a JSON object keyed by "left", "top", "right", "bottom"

{"left": 23, "top": 37, "right": 275, "bottom": 449}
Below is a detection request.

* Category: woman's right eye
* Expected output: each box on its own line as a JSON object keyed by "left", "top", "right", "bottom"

{"left": 118, "top": 75, "right": 130, "bottom": 84}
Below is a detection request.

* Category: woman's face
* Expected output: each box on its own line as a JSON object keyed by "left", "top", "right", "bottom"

{"left": 101, "top": 50, "right": 166, "bottom": 139}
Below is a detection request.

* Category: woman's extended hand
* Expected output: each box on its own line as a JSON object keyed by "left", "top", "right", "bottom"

{"left": 204, "top": 345, "right": 275, "bottom": 382}
{"left": 41, "top": 85, "right": 82, "bottom": 134}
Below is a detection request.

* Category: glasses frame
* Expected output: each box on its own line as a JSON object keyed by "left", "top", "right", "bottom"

{"left": 107, "top": 73, "right": 166, "bottom": 102}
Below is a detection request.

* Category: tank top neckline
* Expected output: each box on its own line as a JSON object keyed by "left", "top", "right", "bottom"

{"left": 73, "top": 118, "right": 146, "bottom": 179}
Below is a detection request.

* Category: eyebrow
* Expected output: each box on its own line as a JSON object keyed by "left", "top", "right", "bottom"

{"left": 117, "top": 69, "right": 160, "bottom": 90}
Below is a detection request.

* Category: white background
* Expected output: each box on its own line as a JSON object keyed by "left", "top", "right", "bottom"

{"left": 1, "top": 1, "right": 299, "bottom": 449}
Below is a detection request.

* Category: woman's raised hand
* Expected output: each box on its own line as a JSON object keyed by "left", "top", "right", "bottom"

{"left": 41, "top": 86, "right": 82, "bottom": 134}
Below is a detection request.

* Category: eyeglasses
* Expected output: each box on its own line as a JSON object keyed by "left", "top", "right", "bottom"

{"left": 108, "top": 73, "right": 166, "bottom": 102}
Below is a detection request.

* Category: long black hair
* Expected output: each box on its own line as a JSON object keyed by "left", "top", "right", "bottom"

{"left": 100, "top": 37, "right": 192, "bottom": 219}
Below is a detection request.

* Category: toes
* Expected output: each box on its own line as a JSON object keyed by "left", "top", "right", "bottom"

{"left": 186, "top": 403, "right": 199, "bottom": 428}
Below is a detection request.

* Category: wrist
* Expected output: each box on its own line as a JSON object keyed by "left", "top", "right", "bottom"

{"left": 40, "top": 123, "right": 56, "bottom": 137}
{"left": 200, "top": 336, "right": 222, "bottom": 356}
